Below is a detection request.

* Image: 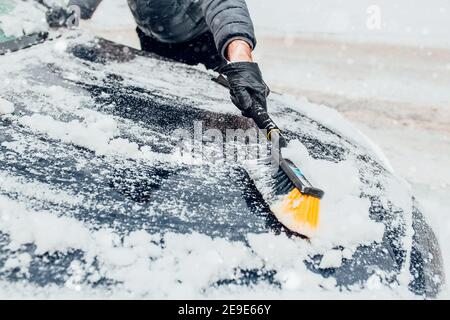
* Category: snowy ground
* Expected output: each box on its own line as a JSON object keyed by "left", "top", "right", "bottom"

{"left": 78, "top": 0, "right": 450, "bottom": 297}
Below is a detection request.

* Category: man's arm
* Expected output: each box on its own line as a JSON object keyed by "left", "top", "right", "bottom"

{"left": 202, "top": 0, "right": 256, "bottom": 61}
{"left": 203, "top": 0, "right": 269, "bottom": 117}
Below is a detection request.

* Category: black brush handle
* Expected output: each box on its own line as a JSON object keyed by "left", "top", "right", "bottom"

{"left": 247, "top": 102, "right": 287, "bottom": 148}
{"left": 212, "top": 75, "right": 287, "bottom": 147}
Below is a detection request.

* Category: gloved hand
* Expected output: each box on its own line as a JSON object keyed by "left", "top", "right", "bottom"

{"left": 219, "top": 62, "right": 270, "bottom": 117}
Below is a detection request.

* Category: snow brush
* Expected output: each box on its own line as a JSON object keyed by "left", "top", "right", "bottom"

{"left": 213, "top": 75, "right": 324, "bottom": 237}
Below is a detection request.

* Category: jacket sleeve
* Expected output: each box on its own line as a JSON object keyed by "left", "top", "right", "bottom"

{"left": 202, "top": 0, "right": 256, "bottom": 60}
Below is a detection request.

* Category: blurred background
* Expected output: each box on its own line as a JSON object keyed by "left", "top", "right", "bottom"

{"left": 46, "top": 0, "right": 450, "bottom": 283}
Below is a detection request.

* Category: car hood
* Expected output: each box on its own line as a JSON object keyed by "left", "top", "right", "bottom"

{"left": 0, "top": 30, "right": 444, "bottom": 298}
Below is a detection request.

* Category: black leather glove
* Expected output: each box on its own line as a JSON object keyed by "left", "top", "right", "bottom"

{"left": 219, "top": 62, "right": 270, "bottom": 117}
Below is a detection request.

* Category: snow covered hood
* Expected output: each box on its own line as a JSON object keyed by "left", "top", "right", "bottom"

{"left": 0, "top": 30, "right": 444, "bottom": 298}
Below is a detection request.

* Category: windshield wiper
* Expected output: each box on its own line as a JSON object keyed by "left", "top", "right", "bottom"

{"left": 0, "top": 31, "right": 48, "bottom": 55}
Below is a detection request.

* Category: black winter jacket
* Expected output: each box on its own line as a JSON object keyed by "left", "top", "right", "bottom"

{"left": 127, "top": 0, "right": 256, "bottom": 59}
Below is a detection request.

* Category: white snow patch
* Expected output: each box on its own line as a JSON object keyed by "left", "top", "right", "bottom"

{"left": 0, "top": 27, "right": 426, "bottom": 298}
{"left": 0, "top": 196, "right": 96, "bottom": 254}
{"left": 247, "top": 0, "right": 450, "bottom": 47}
{"left": 0, "top": 191, "right": 415, "bottom": 298}
{"left": 0, "top": 172, "right": 83, "bottom": 206}
{"left": 247, "top": 233, "right": 308, "bottom": 268}
{"left": 282, "top": 140, "right": 385, "bottom": 248}
{"left": 0, "top": 97, "right": 14, "bottom": 115}
{"left": 88, "top": 0, "right": 136, "bottom": 30}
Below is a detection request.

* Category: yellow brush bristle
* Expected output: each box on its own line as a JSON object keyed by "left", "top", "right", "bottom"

{"left": 271, "top": 188, "right": 320, "bottom": 237}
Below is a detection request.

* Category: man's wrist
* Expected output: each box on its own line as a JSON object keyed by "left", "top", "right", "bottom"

{"left": 226, "top": 39, "right": 253, "bottom": 62}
